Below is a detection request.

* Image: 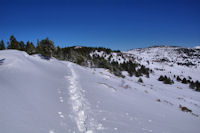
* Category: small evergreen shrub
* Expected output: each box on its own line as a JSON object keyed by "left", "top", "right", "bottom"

{"left": 138, "top": 78, "right": 143, "bottom": 83}
{"left": 176, "top": 76, "right": 181, "bottom": 81}
{"left": 158, "top": 75, "right": 174, "bottom": 84}
{"left": 181, "top": 78, "right": 188, "bottom": 84}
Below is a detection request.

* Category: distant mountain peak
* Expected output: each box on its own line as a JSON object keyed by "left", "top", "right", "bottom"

{"left": 148, "top": 45, "right": 180, "bottom": 48}
{"left": 194, "top": 46, "right": 200, "bottom": 49}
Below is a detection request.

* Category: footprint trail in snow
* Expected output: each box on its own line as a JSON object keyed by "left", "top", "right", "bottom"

{"left": 65, "top": 63, "right": 103, "bottom": 133}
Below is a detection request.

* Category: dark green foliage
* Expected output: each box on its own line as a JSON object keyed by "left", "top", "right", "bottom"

{"left": 7, "top": 35, "right": 21, "bottom": 50}
{"left": 189, "top": 81, "right": 195, "bottom": 89}
{"left": 120, "top": 61, "right": 137, "bottom": 76}
{"left": 53, "top": 46, "right": 63, "bottom": 59}
{"left": 135, "top": 71, "right": 142, "bottom": 77}
{"left": 19, "top": 41, "right": 26, "bottom": 51}
{"left": 25, "top": 41, "right": 35, "bottom": 55}
{"left": 36, "top": 38, "right": 55, "bottom": 59}
{"left": 158, "top": 75, "right": 165, "bottom": 81}
{"left": 176, "top": 76, "right": 181, "bottom": 81}
{"left": 75, "top": 56, "right": 85, "bottom": 65}
{"left": 164, "top": 77, "right": 174, "bottom": 84}
{"left": 188, "top": 80, "right": 200, "bottom": 92}
{"left": 182, "top": 78, "right": 188, "bottom": 84}
{"left": 96, "top": 47, "right": 112, "bottom": 54}
{"left": 176, "top": 76, "right": 200, "bottom": 92}
{"left": 119, "top": 61, "right": 150, "bottom": 77}
{"left": 158, "top": 75, "right": 174, "bottom": 84}
{"left": 195, "top": 81, "right": 200, "bottom": 92}
{"left": 0, "top": 40, "right": 6, "bottom": 50}
{"left": 137, "top": 66, "right": 146, "bottom": 77}
{"left": 138, "top": 78, "right": 143, "bottom": 83}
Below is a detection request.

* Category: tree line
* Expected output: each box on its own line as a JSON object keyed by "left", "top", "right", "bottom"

{"left": 0, "top": 35, "right": 55, "bottom": 58}
{"left": 0, "top": 35, "right": 151, "bottom": 78}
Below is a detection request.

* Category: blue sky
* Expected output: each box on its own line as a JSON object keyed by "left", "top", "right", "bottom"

{"left": 0, "top": 0, "right": 200, "bottom": 50}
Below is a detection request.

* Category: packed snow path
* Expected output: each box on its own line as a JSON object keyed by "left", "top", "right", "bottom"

{"left": 66, "top": 63, "right": 98, "bottom": 133}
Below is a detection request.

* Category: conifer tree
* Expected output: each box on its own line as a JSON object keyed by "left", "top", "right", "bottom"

{"left": 54, "top": 46, "right": 63, "bottom": 59}
{"left": 189, "top": 81, "right": 195, "bottom": 89}
{"left": 26, "top": 41, "right": 35, "bottom": 55}
{"left": 182, "top": 78, "right": 187, "bottom": 84}
{"left": 36, "top": 38, "right": 55, "bottom": 59}
{"left": 138, "top": 78, "right": 143, "bottom": 83}
{"left": 195, "top": 81, "right": 200, "bottom": 91}
{"left": 176, "top": 76, "right": 181, "bottom": 81}
{"left": 158, "top": 75, "right": 164, "bottom": 81}
{"left": 0, "top": 40, "right": 6, "bottom": 50}
{"left": 19, "top": 41, "right": 26, "bottom": 51}
{"left": 7, "top": 35, "right": 20, "bottom": 50}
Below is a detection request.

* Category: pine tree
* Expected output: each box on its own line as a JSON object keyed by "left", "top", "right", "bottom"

{"left": 164, "top": 77, "right": 174, "bottom": 84}
{"left": 54, "top": 46, "right": 63, "bottom": 59}
{"left": 0, "top": 40, "right": 6, "bottom": 50}
{"left": 189, "top": 81, "right": 195, "bottom": 89}
{"left": 176, "top": 76, "right": 181, "bottom": 81}
{"left": 158, "top": 75, "right": 174, "bottom": 84}
{"left": 7, "top": 35, "right": 20, "bottom": 50}
{"left": 182, "top": 78, "right": 187, "bottom": 84}
{"left": 195, "top": 81, "right": 200, "bottom": 92}
{"left": 138, "top": 78, "right": 143, "bottom": 83}
{"left": 158, "top": 75, "right": 164, "bottom": 81}
{"left": 19, "top": 41, "right": 26, "bottom": 51}
{"left": 26, "top": 41, "right": 35, "bottom": 55}
{"left": 36, "top": 38, "right": 55, "bottom": 59}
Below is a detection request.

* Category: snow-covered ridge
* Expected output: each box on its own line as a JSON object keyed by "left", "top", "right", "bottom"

{"left": 124, "top": 45, "right": 200, "bottom": 80}
{"left": 126, "top": 45, "right": 200, "bottom": 67}
{"left": 0, "top": 49, "right": 200, "bottom": 133}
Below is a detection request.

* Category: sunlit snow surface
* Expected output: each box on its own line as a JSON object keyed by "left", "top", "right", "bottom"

{"left": 0, "top": 50, "right": 200, "bottom": 133}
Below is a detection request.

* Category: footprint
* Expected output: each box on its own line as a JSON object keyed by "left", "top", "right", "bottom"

{"left": 58, "top": 112, "right": 64, "bottom": 118}
{"left": 59, "top": 97, "right": 64, "bottom": 103}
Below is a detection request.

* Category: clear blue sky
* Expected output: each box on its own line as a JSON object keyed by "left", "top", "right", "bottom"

{"left": 0, "top": 0, "right": 200, "bottom": 50}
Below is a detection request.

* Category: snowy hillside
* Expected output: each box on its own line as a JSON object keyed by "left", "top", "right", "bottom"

{"left": 126, "top": 46, "right": 200, "bottom": 67}
{"left": 0, "top": 50, "right": 200, "bottom": 133}
{"left": 194, "top": 46, "right": 200, "bottom": 49}
{"left": 125, "top": 46, "right": 200, "bottom": 80}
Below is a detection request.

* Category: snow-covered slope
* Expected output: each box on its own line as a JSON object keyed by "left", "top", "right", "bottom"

{"left": 194, "top": 46, "right": 200, "bottom": 49}
{"left": 0, "top": 50, "right": 200, "bottom": 133}
{"left": 125, "top": 46, "right": 200, "bottom": 80}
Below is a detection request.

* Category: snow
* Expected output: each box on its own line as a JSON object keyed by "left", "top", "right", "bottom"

{"left": 0, "top": 49, "right": 200, "bottom": 133}
{"left": 125, "top": 46, "right": 200, "bottom": 81}
{"left": 194, "top": 46, "right": 200, "bottom": 49}
{"left": 66, "top": 62, "right": 100, "bottom": 132}
{"left": 90, "top": 50, "right": 129, "bottom": 64}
